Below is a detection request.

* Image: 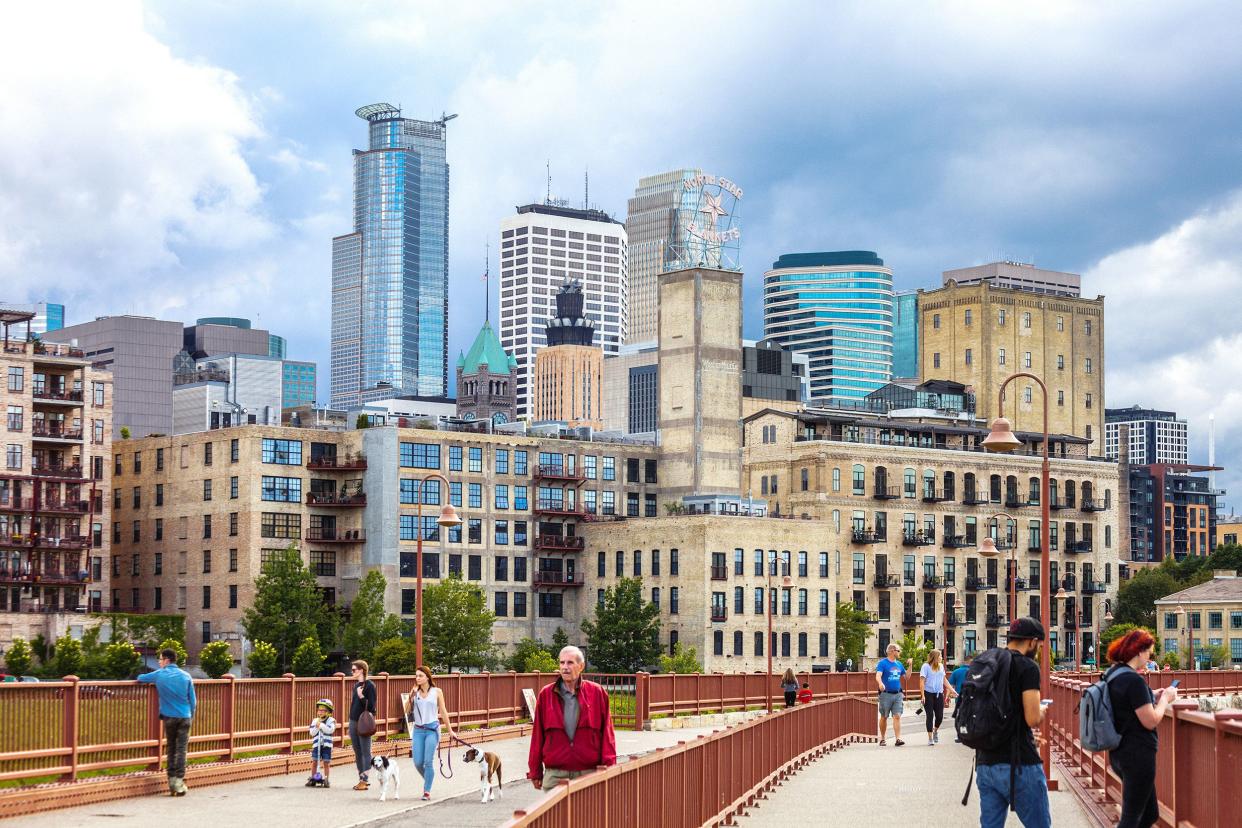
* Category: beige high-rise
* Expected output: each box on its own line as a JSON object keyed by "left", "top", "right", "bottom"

{"left": 533, "top": 345, "right": 603, "bottom": 429}
{"left": 918, "top": 280, "right": 1105, "bottom": 449}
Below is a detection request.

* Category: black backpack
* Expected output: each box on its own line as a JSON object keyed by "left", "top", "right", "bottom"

{"left": 954, "top": 647, "right": 1016, "bottom": 750}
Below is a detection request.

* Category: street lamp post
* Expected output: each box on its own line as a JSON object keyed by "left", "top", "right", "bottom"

{"left": 1174, "top": 603, "right": 1189, "bottom": 670}
{"left": 766, "top": 552, "right": 792, "bottom": 713}
{"left": 982, "top": 372, "right": 1053, "bottom": 784}
{"left": 978, "top": 511, "right": 1018, "bottom": 624}
{"left": 413, "top": 474, "right": 463, "bottom": 668}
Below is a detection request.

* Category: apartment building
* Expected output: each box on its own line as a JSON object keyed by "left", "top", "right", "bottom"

{"left": 107, "top": 422, "right": 661, "bottom": 660}
{"left": 1154, "top": 572, "right": 1242, "bottom": 667}
{"left": 1, "top": 309, "right": 113, "bottom": 648}
{"left": 743, "top": 407, "right": 1123, "bottom": 667}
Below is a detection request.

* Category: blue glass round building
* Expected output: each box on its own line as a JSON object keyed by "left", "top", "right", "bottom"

{"left": 762, "top": 251, "right": 893, "bottom": 402}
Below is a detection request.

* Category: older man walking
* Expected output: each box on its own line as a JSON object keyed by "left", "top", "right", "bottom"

{"left": 137, "top": 647, "right": 197, "bottom": 796}
{"left": 875, "top": 642, "right": 907, "bottom": 746}
{"left": 527, "top": 646, "right": 617, "bottom": 790}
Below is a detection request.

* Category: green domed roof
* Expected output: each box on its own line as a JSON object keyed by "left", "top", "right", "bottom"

{"left": 460, "top": 321, "right": 513, "bottom": 376}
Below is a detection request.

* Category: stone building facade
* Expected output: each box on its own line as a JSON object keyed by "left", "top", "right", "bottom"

{"left": 1, "top": 315, "right": 113, "bottom": 651}
{"left": 455, "top": 321, "right": 517, "bottom": 426}
{"left": 743, "top": 407, "right": 1124, "bottom": 668}
{"left": 918, "top": 280, "right": 1105, "bottom": 452}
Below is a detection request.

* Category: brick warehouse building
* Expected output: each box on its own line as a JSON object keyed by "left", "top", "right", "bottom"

{"left": 1, "top": 307, "right": 113, "bottom": 650}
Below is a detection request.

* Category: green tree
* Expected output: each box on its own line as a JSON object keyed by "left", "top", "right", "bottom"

{"left": 103, "top": 641, "right": 142, "bottom": 679}
{"left": 248, "top": 641, "right": 280, "bottom": 677}
{"left": 1159, "top": 650, "right": 1181, "bottom": 669}
{"left": 199, "top": 641, "right": 235, "bottom": 679}
{"left": 658, "top": 643, "right": 702, "bottom": 674}
{"left": 342, "top": 570, "right": 403, "bottom": 663}
{"left": 1098, "top": 623, "right": 1157, "bottom": 651}
{"left": 1113, "top": 568, "right": 1181, "bottom": 629}
{"left": 1204, "top": 644, "right": 1230, "bottom": 668}
{"left": 835, "top": 602, "right": 874, "bottom": 666}
{"left": 241, "top": 545, "right": 329, "bottom": 671}
{"left": 581, "top": 577, "right": 662, "bottom": 672}
{"left": 893, "top": 630, "right": 932, "bottom": 673}
{"left": 120, "top": 426, "right": 131, "bottom": 440}
{"left": 355, "top": 414, "right": 370, "bottom": 429}
{"left": 507, "top": 638, "right": 553, "bottom": 672}
{"left": 523, "top": 649, "right": 558, "bottom": 673}
{"left": 158, "top": 638, "right": 188, "bottom": 667}
{"left": 51, "top": 634, "right": 84, "bottom": 677}
{"left": 422, "top": 573, "right": 495, "bottom": 671}
{"left": 4, "top": 637, "right": 32, "bottom": 675}
{"left": 371, "top": 638, "right": 416, "bottom": 675}
{"left": 291, "top": 636, "right": 325, "bottom": 677}
{"left": 551, "top": 627, "right": 570, "bottom": 653}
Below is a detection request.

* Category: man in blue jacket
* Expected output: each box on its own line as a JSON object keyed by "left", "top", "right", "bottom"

{"left": 137, "top": 647, "right": 197, "bottom": 796}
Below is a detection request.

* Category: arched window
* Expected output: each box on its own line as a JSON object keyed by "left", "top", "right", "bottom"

{"left": 989, "top": 474, "right": 1002, "bottom": 502}
{"left": 942, "top": 471, "right": 956, "bottom": 500}
{"left": 1028, "top": 476, "right": 1041, "bottom": 505}
{"left": 1064, "top": 480, "right": 1076, "bottom": 507}
{"left": 852, "top": 464, "right": 865, "bottom": 495}
{"left": 904, "top": 468, "right": 917, "bottom": 498}
{"left": 964, "top": 472, "right": 977, "bottom": 501}
{"left": 923, "top": 469, "right": 936, "bottom": 499}
{"left": 832, "top": 468, "right": 841, "bottom": 492}
{"left": 733, "top": 630, "right": 743, "bottom": 655}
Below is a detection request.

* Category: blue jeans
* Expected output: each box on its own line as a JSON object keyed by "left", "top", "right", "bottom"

{"left": 410, "top": 726, "right": 440, "bottom": 793}
{"left": 976, "top": 763, "right": 1050, "bottom": 828}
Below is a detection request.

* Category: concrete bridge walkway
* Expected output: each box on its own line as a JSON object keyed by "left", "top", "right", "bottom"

{"left": 737, "top": 710, "right": 1094, "bottom": 827}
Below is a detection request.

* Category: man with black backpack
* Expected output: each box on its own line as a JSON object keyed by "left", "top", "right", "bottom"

{"left": 956, "top": 617, "right": 1050, "bottom": 828}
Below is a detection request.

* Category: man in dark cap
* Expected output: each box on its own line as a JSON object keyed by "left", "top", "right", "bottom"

{"left": 975, "top": 617, "right": 1050, "bottom": 827}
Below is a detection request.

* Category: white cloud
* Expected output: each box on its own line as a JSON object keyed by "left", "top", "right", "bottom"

{"left": 1089, "top": 193, "right": 1242, "bottom": 507}
{"left": 269, "top": 146, "right": 328, "bottom": 174}
{"left": 0, "top": 1, "right": 271, "bottom": 297}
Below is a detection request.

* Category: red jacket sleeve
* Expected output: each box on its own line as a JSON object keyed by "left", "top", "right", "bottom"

{"left": 599, "top": 685, "right": 617, "bottom": 767}
{"left": 527, "top": 688, "right": 544, "bottom": 780}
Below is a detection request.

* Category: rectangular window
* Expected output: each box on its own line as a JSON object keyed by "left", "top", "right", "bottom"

{"left": 260, "top": 512, "right": 301, "bottom": 538}
{"left": 261, "top": 476, "right": 301, "bottom": 502}
{"left": 583, "top": 455, "right": 597, "bottom": 479}
{"left": 602, "top": 456, "right": 616, "bottom": 481}
{"left": 468, "top": 555, "right": 482, "bottom": 580}
{"left": 494, "top": 592, "right": 508, "bottom": 617}
{"left": 229, "top": 585, "right": 238, "bottom": 609}
{"left": 495, "top": 484, "right": 509, "bottom": 509}
{"left": 7, "top": 367, "right": 23, "bottom": 392}
{"left": 514, "top": 592, "right": 527, "bottom": 618}
{"left": 230, "top": 439, "right": 238, "bottom": 462}
{"left": 203, "top": 479, "right": 212, "bottom": 501}
{"left": 449, "top": 445, "right": 463, "bottom": 471}
{"left": 399, "top": 442, "right": 441, "bottom": 469}
{"left": 495, "top": 520, "right": 509, "bottom": 545}
{"left": 468, "top": 483, "right": 482, "bottom": 508}
{"left": 203, "top": 443, "right": 212, "bottom": 466}
{"left": 514, "top": 450, "right": 528, "bottom": 475}
{"left": 261, "top": 438, "right": 302, "bottom": 465}
{"left": 468, "top": 447, "right": 483, "bottom": 473}
{"left": 495, "top": 449, "right": 509, "bottom": 474}
{"left": 965, "top": 348, "right": 973, "bottom": 365}
{"left": 669, "top": 587, "right": 679, "bottom": 614}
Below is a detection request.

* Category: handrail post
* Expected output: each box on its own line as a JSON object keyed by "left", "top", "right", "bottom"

{"left": 377, "top": 671, "right": 390, "bottom": 739}
{"left": 223, "top": 673, "right": 237, "bottom": 762}
{"left": 61, "top": 675, "right": 80, "bottom": 782}
{"left": 635, "top": 672, "right": 649, "bottom": 730}
{"left": 334, "top": 672, "right": 347, "bottom": 749}
{"left": 283, "top": 673, "right": 296, "bottom": 755}
{"left": 146, "top": 675, "right": 163, "bottom": 771}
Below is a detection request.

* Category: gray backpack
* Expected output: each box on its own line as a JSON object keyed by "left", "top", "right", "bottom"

{"left": 1079, "top": 664, "right": 1130, "bottom": 751}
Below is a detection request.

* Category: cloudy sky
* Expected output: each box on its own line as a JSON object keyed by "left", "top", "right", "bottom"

{"left": 3, "top": 1, "right": 1242, "bottom": 508}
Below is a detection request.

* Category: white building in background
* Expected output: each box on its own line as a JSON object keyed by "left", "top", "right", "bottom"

{"left": 499, "top": 203, "right": 627, "bottom": 418}
{"left": 1104, "top": 405, "right": 1190, "bottom": 465}
{"left": 172, "top": 353, "right": 283, "bottom": 434}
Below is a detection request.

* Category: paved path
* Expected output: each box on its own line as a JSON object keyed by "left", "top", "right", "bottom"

{"left": 18, "top": 726, "right": 722, "bottom": 828}
{"left": 736, "top": 711, "right": 1093, "bottom": 827}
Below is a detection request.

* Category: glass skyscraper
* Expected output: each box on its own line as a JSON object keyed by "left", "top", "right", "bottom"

{"left": 763, "top": 251, "right": 893, "bottom": 402}
{"left": 331, "top": 103, "right": 450, "bottom": 408}
{"left": 624, "top": 169, "right": 701, "bottom": 343}
{"left": 892, "top": 291, "right": 919, "bottom": 379}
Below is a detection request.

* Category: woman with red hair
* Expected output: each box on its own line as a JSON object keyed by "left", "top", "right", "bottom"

{"left": 1104, "top": 629, "right": 1178, "bottom": 828}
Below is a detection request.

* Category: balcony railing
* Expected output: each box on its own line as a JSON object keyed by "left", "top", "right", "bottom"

{"left": 1063, "top": 615, "right": 1079, "bottom": 630}
{"left": 1066, "top": 540, "right": 1093, "bottom": 554}
{"left": 902, "top": 532, "right": 935, "bottom": 546}
{"left": 305, "top": 528, "right": 365, "bottom": 543}
{"left": 711, "top": 607, "right": 728, "bottom": 622}
{"left": 962, "top": 491, "right": 989, "bottom": 505}
{"left": 0, "top": 568, "right": 89, "bottom": 586}
{"left": 922, "top": 487, "right": 949, "bottom": 503}
{"left": 36, "top": 535, "right": 89, "bottom": 549}
{"left": 305, "top": 493, "right": 367, "bottom": 507}
{"left": 942, "top": 535, "right": 970, "bottom": 549}
{"left": 850, "top": 529, "right": 885, "bottom": 544}
{"left": 32, "top": 423, "right": 84, "bottom": 441}
{"left": 1004, "top": 496, "right": 1029, "bottom": 509}
{"left": 710, "top": 565, "right": 728, "bottom": 581}
{"left": 1049, "top": 498, "right": 1071, "bottom": 511}
{"left": 872, "top": 485, "right": 900, "bottom": 500}
{"left": 1081, "top": 580, "right": 1107, "bottom": 594}
{"left": 32, "top": 389, "right": 84, "bottom": 405}
{"left": 1027, "top": 543, "right": 1043, "bottom": 554}
{"left": 534, "top": 464, "right": 586, "bottom": 482}
{"left": 1014, "top": 577, "right": 1032, "bottom": 591}
{"left": 965, "top": 576, "right": 996, "bottom": 591}
{"left": 534, "top": 501, "right": 585, "bottom": 517}
{"left": 533, "top": 535, "right": 585, "bottom": 552}
{"left": 986, "top": 613, "right": 1009, "bottom": 628}
{"left": 873, "top": 573, "right": 900, "bottom": 588}
{"left": 31, "top": 463, "right": 83, "bottom": 479}
{"left": 306, "top": 456, "right": 368, "bottom": 471}
{"left": 38, "top": 499, "right": 91, "bottom": 514}
{"left": 901, "top": 611, "right": 930, "bottom": 626}
{"left": 1080, "top": 498, "right": 1106, "bottom": 512}
{"left": 532, "top": 571, "right": 585, "bottom": 588}
{"left": 0, "top": 534, "right": 34, "bottom": 548}
{"left": 922, "top": 576, "right": 946, "bottom": 589}
{"left": 0, "top": 497, "right": 34, "bottom": 512}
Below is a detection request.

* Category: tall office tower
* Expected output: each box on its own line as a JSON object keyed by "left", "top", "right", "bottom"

{"left": 0, "top": 302, "right": 64, "bottom": 334}
{"left": 499, "top": 204, "right": 627, "bottom": 417}
{"left": 282, "top": 360, "right": 317, "bottom": 410}
{"left": 533, "top": 283, "right": 603, "bottom": 428}
{"left": 919, "top": 277, "right": 1105, "bottom": 449}
{"left": 331, "top": 103, "right": 452, "bottom": 408}
{"left": 943, "top": 261, "right": 1081, "bottom": 298}
{"left": 626, "top": 170, "right": 699, "bottom": 343}
{"left": 892, "top": 291, "right": 919, "bottom": 380}
{"left": 1105, "top": 406, "right": 1189, "bottom": 465}
{"left": 763, "top": 251, "right": 894, "bottom": 402}
{"left": 44, "top": 316, "right": 184, "bottom": 438}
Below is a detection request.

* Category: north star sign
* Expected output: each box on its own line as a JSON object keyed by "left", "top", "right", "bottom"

{"left": 684, "top": 173, "right": 742, "bottom": 244}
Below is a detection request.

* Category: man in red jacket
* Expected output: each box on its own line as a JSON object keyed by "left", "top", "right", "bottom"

{"left": 528, "top": 645, "right": 617, "bottom": 790}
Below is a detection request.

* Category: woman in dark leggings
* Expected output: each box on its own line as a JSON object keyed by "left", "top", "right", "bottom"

{"left": 1105, "top": 629, "right": 1177, "bottom": 828}
{"left": 917, "top": 650, "right": 953, "bottom": 745}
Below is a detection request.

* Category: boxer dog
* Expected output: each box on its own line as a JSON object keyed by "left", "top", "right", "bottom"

{"left": 370, "top": 755, "right": 401, "bottom": 802}
{"left": 462, "top": 747, "right": 503, "bottom": 802}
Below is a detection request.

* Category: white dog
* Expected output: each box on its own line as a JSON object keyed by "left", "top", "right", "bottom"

{"left": 371, "top": 755, "right": 401, "bottom": 802}
{"left": 462, "top": 747, "right": 503, "bottom": 803}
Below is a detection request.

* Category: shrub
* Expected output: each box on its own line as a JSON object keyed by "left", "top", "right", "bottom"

{"left": 371, "top": 638, "right": 415, "bottom": 676}
{"left": 103, "top": 641, "right": 142, "bottom": 679}
{"left": 51, "top": 634, "right": 84, "bottom": 677}
{"left": 157, "top": 639, "right": 188, "bottom": 667}
{"left": 4, "top": 637, "right": 32, "bottom": 675}
{"left": 291, "top": 636, "right": 325, "bottom": 677}
{"left": 199, "top": 641, "right": 235, "bottom": 679}
{"left": 249, "top": 641, "right": 279, "bottom": 677}
{"left": 523, "top": 649, "right": 558, "bottom": 673}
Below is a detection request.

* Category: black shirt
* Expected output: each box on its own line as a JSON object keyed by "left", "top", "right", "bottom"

{"left": 349, "top": 679, "right": 376, "bottom": 721}
{"left": 978, "top": 650, "right": 1041, "bottom": 766}
{"left": 1106, "top": 666, "right": 1157, "bottom": 756}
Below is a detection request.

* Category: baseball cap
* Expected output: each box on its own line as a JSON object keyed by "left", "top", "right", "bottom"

{"left": 1006, "top": 617, "right": 1046, "bottom": 641}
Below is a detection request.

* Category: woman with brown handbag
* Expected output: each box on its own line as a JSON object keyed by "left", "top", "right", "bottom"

{"left": 348, "top": 659, "right": 378, "bottom": 790}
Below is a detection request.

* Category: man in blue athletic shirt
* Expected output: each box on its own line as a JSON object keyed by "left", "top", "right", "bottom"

{"left": 875, "top": 642, "right": 908, "bottom": 746}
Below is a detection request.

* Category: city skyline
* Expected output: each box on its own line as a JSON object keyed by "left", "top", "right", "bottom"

{"left": 3, "top": 2, "right": 1242, "bottom": 504}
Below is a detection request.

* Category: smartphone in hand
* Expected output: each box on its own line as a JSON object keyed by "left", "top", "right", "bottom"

{"left": 1169, "top": 679, "right": 1180, "bottom": 689}
{"left": 1040, "top": 699, "right": 1053, "bottom": 706}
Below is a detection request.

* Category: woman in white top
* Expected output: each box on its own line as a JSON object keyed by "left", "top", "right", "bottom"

{"left": 403, "top": 665, "right": 460, "bottom": 800}
{"left": 919, "top": 650, "right": 955, "bottom": 745}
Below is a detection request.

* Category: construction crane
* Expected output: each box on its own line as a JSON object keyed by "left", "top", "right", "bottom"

{"left": 437, "top": 112, "right": 459, "bottom": 127}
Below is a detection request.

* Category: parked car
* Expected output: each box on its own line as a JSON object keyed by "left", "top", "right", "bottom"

{"left": 19, "top": 676, "right": 41, "bottom": 682}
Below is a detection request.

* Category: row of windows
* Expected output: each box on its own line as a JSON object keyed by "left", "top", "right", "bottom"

{"left": 1164, "top": 610, "right": 1242, "bottom": 630}
{"left": 708, "top": 629, "right": 832, "bottom": 659}
{"left": 931, "top": 309, "right": 1093, "bottom": 335}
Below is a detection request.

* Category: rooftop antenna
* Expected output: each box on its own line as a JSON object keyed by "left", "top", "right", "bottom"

{"left": 584, "top": 167, "right": 589, "bottom": 210}
{"left": 1209, "top": 414, "right": 1216, "bottom": 489}
{"left": 435, "top": 112, "right": 458, "bottom": 128}
{"left": 546, "top": 160, "right": 552, "bottom": 204}
{"left": 484, "top": 241, "right": 491, "bottom": 325}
